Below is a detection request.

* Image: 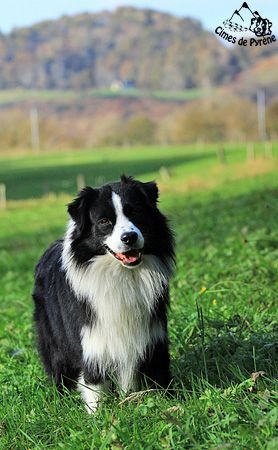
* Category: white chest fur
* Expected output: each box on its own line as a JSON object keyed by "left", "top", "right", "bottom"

{"left": 62, "top": 236, "right": 170, "bottom": 391}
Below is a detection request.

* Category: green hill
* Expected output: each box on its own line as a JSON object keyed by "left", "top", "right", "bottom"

{"left": 0, "top": 6, "right": 269, "bottom": 91}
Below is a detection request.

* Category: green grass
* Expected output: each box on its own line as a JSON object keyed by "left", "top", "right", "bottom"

{"left": 0, "top": 145, "right": 278, "bottom": 449}
{"left": 0, "top": 142, "right": 277, "bottom": 201}
{"left": 0, "top": 87, "right": 205, "bottom": 106}
{"left": 0, "top": 144, "right": 215, "bottom": 200}
{"left": 0, "top": 89, "right": 78, "bottom": 105}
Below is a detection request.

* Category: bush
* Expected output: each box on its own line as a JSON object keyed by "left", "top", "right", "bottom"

{"left": 171, "top": 95, "right": 258, "bottom": 143}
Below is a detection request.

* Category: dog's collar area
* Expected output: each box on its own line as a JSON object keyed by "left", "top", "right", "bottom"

{"left": 104, "top": 245, "right": 143, "bottom": 267}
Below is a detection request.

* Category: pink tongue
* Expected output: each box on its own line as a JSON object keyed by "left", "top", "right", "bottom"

{"left": 116, "top": 253, "right": 138, "bottom": 264}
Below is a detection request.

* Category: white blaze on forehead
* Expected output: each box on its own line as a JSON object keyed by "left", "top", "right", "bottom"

{"left": 112, "top": 192, "right": 130, "bottom": 230}
{"left": 104, "top": 192, "right": 144, "bottom": 253}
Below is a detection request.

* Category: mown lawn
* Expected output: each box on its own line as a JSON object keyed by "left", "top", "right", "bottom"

{"left": 0, "top": 145, "right": 277, "bottom": 449}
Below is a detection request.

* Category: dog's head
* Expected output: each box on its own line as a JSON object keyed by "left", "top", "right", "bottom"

{"left": 66, "top": 175, "right": 173, "bottom": 268}
{"left": 249, "top": 14, "right": 272, "bottom": 37}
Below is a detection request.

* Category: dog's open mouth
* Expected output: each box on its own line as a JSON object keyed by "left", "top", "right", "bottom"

{"left": 105, "top": 245, "right": 143, "bottom": 267}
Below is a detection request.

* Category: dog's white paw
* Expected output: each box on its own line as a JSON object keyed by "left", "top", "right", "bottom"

{"left": 77, "top": 373, "right": 103, "bottom": 414}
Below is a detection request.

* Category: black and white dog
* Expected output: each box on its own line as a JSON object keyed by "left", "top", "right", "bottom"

{"left": 33, "top": 175, "right": 175, "bottom": 412}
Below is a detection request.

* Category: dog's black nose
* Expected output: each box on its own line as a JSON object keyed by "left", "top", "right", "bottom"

{"left": 121, "top": 231, "right": 138, "bottom": 246}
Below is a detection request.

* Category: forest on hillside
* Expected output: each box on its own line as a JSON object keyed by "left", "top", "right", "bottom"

{"left": 0, "top": 7, "right": 277, "bottom": 91}
{"left": 0, "top": 7, "right": 277, "bottom": 149}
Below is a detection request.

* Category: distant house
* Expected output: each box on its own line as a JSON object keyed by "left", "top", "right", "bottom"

{"left": 110, "top": 79, "right": 136, "bottom": 92}
{"left": 110, "top": 80, "right": 124, "bottom": 92}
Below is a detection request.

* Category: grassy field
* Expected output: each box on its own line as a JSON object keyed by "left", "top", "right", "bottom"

{"left": 0, "top": 88, "right": 205, "bottom": 106}
{"left": 0, "top": 142, "right": 277, "bottom": 200}
{"left": 0, "top": 144, "right": 278, "bottom": 449}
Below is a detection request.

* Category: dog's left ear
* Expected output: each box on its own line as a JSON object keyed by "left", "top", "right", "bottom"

{"left": 141, "top": 181, "right": 159, "bottom": 207}
{"left": 68, "top": 187, "right": 98, "bottom": 233}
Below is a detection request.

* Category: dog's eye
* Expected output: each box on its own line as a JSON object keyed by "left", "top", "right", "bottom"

{"left": 98, "top": 218, "right": 112, "bottom": 226}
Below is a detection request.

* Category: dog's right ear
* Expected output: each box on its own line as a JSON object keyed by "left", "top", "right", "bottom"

{"left": 68, "top": 187, "right": 98, "bottom": 233}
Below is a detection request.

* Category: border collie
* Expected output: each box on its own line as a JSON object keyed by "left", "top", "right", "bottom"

{"left": 33, "top": 175, "right": 175, "bottom": 413}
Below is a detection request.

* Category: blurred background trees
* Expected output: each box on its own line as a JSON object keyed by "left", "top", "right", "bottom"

{"left": 0, "top": 7, "right": 277, "bottom": 150}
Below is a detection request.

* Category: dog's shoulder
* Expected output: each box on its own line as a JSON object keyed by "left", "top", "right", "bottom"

{"left": 35, "top": 239, "right": 63, "bottom": 278}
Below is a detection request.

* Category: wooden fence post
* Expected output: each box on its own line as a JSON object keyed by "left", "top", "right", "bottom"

{"left": 30, "top": 108, "right": 40, "bottom": 152}
{"left": 246, "top": 143, "right": 255, "bottom": 161}
{"left": 217, "top": 148, "right": 226, "bottom": 164}
{"left": 264, "top": 141, "right": 273, "bottom": 159}
{"left": 77, "top": 174, "right": 85, "bottom": 192}
{"left": 0, "top": 183, "right": 6, "bottom": 209}
{"left": 159, "top": 166, "right": 171, "bottom": 181}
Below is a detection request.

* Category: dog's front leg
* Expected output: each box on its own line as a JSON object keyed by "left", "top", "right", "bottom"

{"left": 139, "top": 339, "right": 172, "bottom": 389}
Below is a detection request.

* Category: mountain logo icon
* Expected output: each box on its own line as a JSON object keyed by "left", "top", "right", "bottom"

{"left": 223, "top": 2, "right": 272, "bottom": 37}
